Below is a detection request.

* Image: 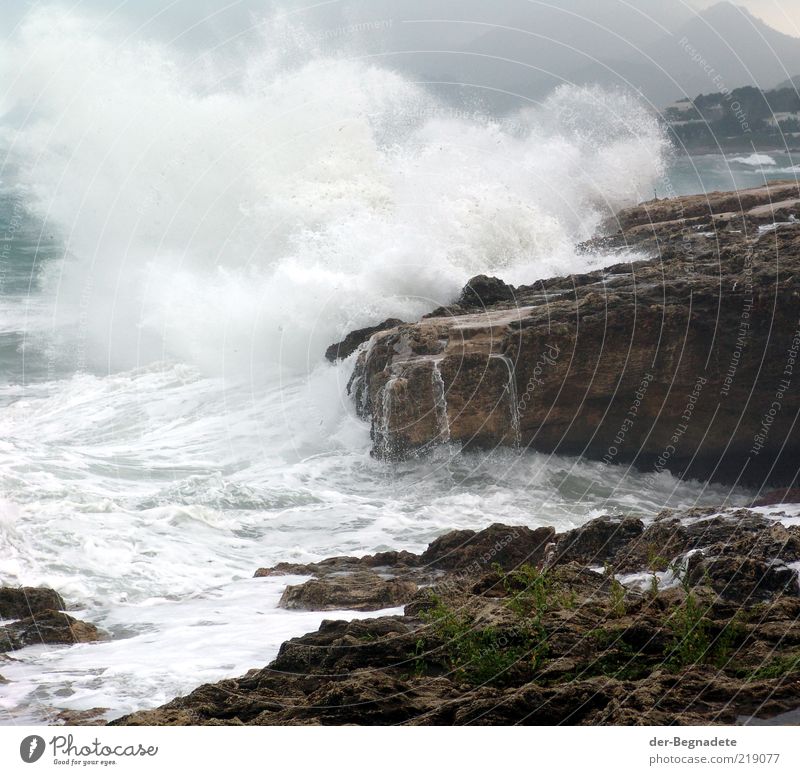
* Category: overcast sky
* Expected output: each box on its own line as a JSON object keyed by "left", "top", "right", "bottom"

{"left": 690, "top": 1, "right": 800, "bottom": 34}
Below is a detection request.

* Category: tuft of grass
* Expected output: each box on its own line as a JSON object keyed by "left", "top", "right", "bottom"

{"left": 413, "top": 564, "right": 553, "bottom": 686}
{"left": 664, "top": 565, "right": 741, "bottom": 670}
{"left": 747, "top": 652, "right": 800, "bottom": 681}
{"left": 415, "top": 595, "right": 531, "bottom": 685}
{"left": 603, "top": 563, "right": 627, "bottom": 617}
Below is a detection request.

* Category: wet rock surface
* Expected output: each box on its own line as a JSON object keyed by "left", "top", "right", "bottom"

{"left": 345, "top": 181, "right": 800, "bottom": 486}
{"left": 1, "top": 610, "right": 104, "bottom": 651}
{"left": 0, "top": 587, "right": 66, "bottom": 620}
{"left": 324, "top": 318, "right": 404, "bottom": 363}
{"left": 116, "top": 508, "right": 800, "bottom": 726}
{"left": 278, "top": 572, "right": 418, "bottom": 612}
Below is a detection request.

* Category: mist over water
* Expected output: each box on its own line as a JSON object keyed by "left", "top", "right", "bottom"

{"left": 0, "top": 6, "right": 748, "bottom": 721}
{"left": 2, "top": 7, "right": 673, "bottom": 375}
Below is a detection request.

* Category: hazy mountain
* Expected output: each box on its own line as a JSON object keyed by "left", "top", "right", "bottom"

{"left": 517, "top": 2, "right": 800, "bottom": 106}
{"left": 351, "top": 1, "right": 800, "bottom": 109}
{"left": 774, "top": 75, "right": 800, "bottom": 91}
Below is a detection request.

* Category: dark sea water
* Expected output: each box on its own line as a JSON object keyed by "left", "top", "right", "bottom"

{"left": 665, "top": 151, "right": 799, "bottom": 197}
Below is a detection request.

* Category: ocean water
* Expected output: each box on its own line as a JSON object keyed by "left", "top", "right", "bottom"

{"left": 0, "top": 10, "right": 768, "bottom": 723}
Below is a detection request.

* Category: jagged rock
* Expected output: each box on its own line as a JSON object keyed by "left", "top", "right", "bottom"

{"left": 615, "top": 512, "right": 800, "bottom": 571}
{"left": 458, "top": 275, "right": 516, "bottom": 308}
{"left": 278, "top": 571, "right": 417, "bottom": 612}
{"left": 555, "top": 517, "right": 644, "bottom": 566}
{"left": 113, "top": 493, "right": 800, "bottom": 725}
{"left": 324, "top": 318, "right": 404, "bottom": 362}
{"left": 0, "top": 610, "right": 104, "bottom": 651}
{"left": 52, "top": 708, "right": 108, "bottom": 726}
{"left": 611, "top": 181, "right": 800, "bottom": 231}
{"left": 0, "top": 587, "right": 65, "bottom": 620}
{"left": 254, "top": 550, "right": 420, "bottom": 579}
{"left": 347, "top": 181, "right": 800, "bottom": 486}
{"left": 255, "top": 556, "right": 365, "bottom": 578}
{"left": 419, "top": 523, "right": 554, "bottom": 571}
{"left": 687, "top": 555, "right": 800, "bottom": 602}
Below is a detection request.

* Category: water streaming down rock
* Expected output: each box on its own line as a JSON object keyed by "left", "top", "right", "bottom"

{"left": 344, "top": 182, "right": 800, "bottom": 486}
{"left": 492, "top": 354, "right": 522, "bottom": 448}
{"left": 431, "top": 360, "right": 451, "bottom": 443}
{"left": 376, "top": 376, "right": 399, "bottom": 459}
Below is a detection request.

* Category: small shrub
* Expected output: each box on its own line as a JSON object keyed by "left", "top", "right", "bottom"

{"left": 748, "top": 652, "right": 800, "bottom": 681}
{"left": 603, "top": 564, "right": 627, "bottom": 617}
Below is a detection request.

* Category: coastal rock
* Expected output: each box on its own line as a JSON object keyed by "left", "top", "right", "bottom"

{"left": 254, "top": 550, "right": 420, "bottom": 579}
{"left": 324, "top": 318, "right": 404, "bottom": 363}
{"left": 53, "top": 708, "right": 109, "bottom": 726}
{"left": 0, "top": 587, "right": 66, "bottom": 620}
{"left": 347, "top": 181, "right": 800, "bottom": 486}
{"left": 615, "top": 512, "right": 800, "bottom": 572}
{"left": 0, "top": 610, "right": 104, "bottom": 651}
{"left": 278, "top": 571, "right": 417, "bottom": 612}
{"left": 114, "top": 513, "right": 800, "bottom": 727}
{"left": 419, "top": 523, "right": 555, "bottom": 571}
{"left": 554, "top": 517, "right": 644, "bottom": 566}
{"left": 458, "top": 275, "right": 516, "bottom": 309}
{"left": 687, "top": 555, "right": 800, "bottom": 602}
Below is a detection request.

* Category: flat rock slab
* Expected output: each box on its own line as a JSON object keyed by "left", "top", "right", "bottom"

{"left": 278, "top": 571, "right": 418, "bottom": 612}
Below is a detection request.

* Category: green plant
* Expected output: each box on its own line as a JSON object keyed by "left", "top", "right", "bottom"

{"left": 709, "top": 612, "right": 745, "bottom": 668}
{"left": 413, "top": 565, "right": 553, "bottom": 686}
{"left": 501, "top": 563, "right": 550, "bottom": 665}
{"left": 747, "top": 652, "right": 800, "bottom": 681}
{"left": 417, "top": 595, "right": 530, "bottom": 685}
{"left": 502, "top": 563, "right": 550, "bottom": 621}
{"left": 558, "top": 588, "right": 578, "bottom": 610}
{"left": 603, "top": 564, "right": 627, "bottom": 617}
{"left": 647, "top": 547, "right": 670, "bottom": 573}
{"left": 666, "top": 589, "right": 713, "bottom": 667}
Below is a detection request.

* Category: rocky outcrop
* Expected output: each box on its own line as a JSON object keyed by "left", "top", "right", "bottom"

{"left": 345, "top": 181, "right": 800, "bottom": 487}
{"left": 457, "top": 274, "right": 516, "bottom": 309}
{"left": 1, "top": 610, "right": 104, "bottom": 651}
{"left": 116, "top": 508, "right": 800, "bottom": 726}
{"left": 0, "top": 587, "right": 65, "bottom": 620}
{"left": 420, "top": 523, "right": 554, "bottom": 571}
{"left": 325, "top": 318, "right": 404, "bottom": 362}
{"left": 279, "top": 572, "right": 417, "bottom": 612}
{"left": 0, "top": 587, "right": 105, "bottom": 654}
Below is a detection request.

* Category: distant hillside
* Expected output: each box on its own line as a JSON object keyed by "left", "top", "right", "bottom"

{"left": 367, "top": 1, "right": 800, "bottom": 110}
{"left": 775, "top": 76, "right": 800, "bottom": 91}
{"left": 664, "top": 83, "right": 800, "bottom": 151}
{"left": 564, "top": 2, "right": 800, "bottom": 106}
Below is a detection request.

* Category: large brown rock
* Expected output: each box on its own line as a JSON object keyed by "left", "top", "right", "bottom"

{"left": 687, "top": 555, "right": 800, "bottom": 602}
{"left": 0, "top": 587, "right": 65, "bottom": 620}
{"left": 1, "top": 610, "right": 104, "bottom": 651}
{"left": 348, "top": 182, "right": 800, "bottom": 486}
{"left": 419, "top": 523, "right": 555, "bottom": 572}
{"left": 555, "top": 517, "right": 644, "bottom": 566}
{"left": 278, "top": 571, "right": 417, "bottom": 612}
